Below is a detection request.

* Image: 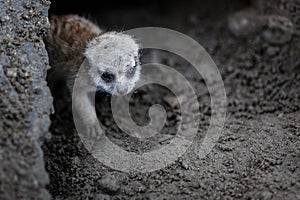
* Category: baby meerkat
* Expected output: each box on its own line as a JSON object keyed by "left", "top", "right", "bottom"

{"left": 45, "top": 15, "right": 141, "bottom": 138}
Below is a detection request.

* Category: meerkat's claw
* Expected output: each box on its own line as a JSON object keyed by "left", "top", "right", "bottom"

{"left": 86, "top": 123, "right": 104, "bottom": 139}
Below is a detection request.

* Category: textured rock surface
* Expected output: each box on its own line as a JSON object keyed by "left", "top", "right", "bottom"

{"left": 0, "top": 0, "right": 52, "bottom": 199}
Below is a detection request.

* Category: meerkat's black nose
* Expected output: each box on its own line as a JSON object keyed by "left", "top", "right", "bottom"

{"left": 101, "top": 72, "right": 115, "bottom": 82}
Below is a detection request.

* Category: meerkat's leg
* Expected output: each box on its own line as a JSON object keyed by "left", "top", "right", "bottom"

{"left": 71, "top": 66, "right": 103, "bottom": 139}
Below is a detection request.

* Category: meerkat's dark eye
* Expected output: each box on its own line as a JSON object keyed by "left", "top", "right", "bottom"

{"left": 101, "top": 72, "right": 115, "bottom": 82}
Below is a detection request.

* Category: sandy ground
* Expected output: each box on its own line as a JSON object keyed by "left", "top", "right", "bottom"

{"left": 41, "top": 1, "right": 300, "bottom": 199}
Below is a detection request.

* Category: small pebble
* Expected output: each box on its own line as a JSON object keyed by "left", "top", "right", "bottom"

{"left": 263, "top": 15, "right": 294, "bottom": 45}
{"left": 180, "top": 160, "right": 189, "bottom": 170}
{"left": 94, "top": 193, "right": 110, "bottom": 200}
{"left": 98, "top": 174, "right": 121, "bottom": 194}
{"left": 6, "top": 68, "right": 17, "bottom": 77}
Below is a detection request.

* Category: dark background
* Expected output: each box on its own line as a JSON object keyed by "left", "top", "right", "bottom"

{"left": 49, "top": 0, "right": 251, "bottom": 29}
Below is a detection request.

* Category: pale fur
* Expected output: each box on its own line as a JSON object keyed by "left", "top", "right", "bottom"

{"left": 85, "top": 32, "right": 140, "bottom": 96}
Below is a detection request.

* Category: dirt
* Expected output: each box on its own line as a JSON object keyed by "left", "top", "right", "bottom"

{"left": 0, "top": 0, "right": 52, "bottom": 199}
{"left": 1, "top": 0, "right": 299, "bottom": 199}
{"left": 41, "top": 1, "right": 300, "bottom": 199}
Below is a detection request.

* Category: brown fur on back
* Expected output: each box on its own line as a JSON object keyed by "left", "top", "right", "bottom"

{"left": 44, "top": 15, "right": 102, "bottom": 93}
{"left": 44, "top": 15, "right": 103, "bottom": 110}
{"left": 45, "top": 15, "right": 102, "bottom": 67}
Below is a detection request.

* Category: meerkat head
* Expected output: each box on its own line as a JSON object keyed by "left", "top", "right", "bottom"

{"left": 84, "top": 32, "right": 140, "bottom": 96}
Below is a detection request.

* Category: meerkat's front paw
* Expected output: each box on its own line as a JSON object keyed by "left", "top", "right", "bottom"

{"left": 83, "top": 118, "right": 104, "bottom": 139}
{"left": 88, "top": 123, "right": 103, "bottom": 139}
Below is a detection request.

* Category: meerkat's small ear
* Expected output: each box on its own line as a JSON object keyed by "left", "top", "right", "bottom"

{"left": 81, "top": 56, "right": 91, "bottom": 71}
{"left": 138, "top": 49, "right": 143, "bottom": 58}
{"left": 81, "top": 55, "right": 86, "bottom": 63}
{"left": 137, "top": 49, "right": 143, "bottom": 66}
